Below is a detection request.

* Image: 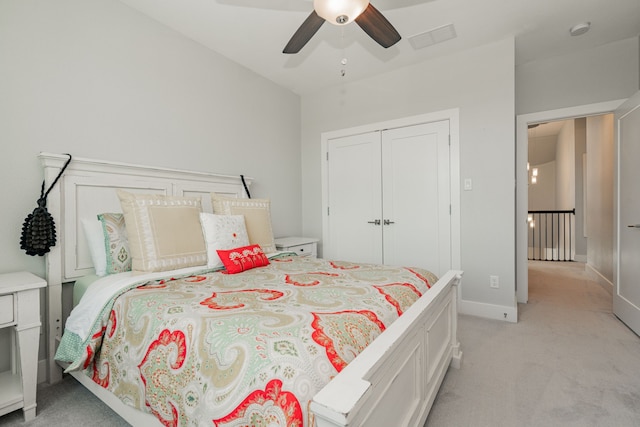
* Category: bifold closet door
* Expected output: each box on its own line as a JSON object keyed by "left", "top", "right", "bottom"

{"left": 326, "top": 131, "right": 383, "bottom": 264}
{"left": 381, "top": 121, "right": 451, "bottom": 275}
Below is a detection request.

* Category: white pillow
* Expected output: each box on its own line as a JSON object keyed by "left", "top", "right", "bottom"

{"left": 200, "top": 213, "right": 250, "bottom": 268}
{"left": 81, "top": 219, "right": 107, "bottom": 276}
{"left": 211, "top": 194, "right": 276, "bottom": 253}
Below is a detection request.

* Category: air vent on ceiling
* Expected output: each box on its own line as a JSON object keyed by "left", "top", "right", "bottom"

{"left": 408, "top": 23, "right": 457, "bottom": 50}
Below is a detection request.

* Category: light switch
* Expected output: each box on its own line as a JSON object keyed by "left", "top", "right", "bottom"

{"left": 464, "top": 178, "right": 473, "bottom": 191}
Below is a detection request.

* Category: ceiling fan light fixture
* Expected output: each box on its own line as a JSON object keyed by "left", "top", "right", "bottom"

{"left": 314, "top": 0, "right": 370, "bottom": 25}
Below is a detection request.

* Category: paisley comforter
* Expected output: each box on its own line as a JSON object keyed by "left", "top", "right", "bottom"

{"left": 55, "top": 255, "right": 437, "bottom": 427}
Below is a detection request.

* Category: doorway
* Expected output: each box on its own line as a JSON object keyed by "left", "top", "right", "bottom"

{"left": 527, "top": 119, "right": 584, "bottom": 263}
{"left": 516, "top": 100, "right": 625, "bottom": 304}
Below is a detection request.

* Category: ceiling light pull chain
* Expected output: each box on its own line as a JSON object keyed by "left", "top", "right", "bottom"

{"left": 340, "top": 27, "right": 347, "bottom": 77}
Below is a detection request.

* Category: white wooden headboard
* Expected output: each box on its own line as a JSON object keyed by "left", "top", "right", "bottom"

{"left": 40, "top": 152, "right": 252, "bottom": 383}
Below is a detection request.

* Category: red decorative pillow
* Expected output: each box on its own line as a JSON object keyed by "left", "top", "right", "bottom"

{"left": 216, "top": 244, "right": 270, "bottom": 274}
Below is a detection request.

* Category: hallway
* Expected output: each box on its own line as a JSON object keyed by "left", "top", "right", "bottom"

{"left": 425, "top": 261, "right": 640, "bottom": 427}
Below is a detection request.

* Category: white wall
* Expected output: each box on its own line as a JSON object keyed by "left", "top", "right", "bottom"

{"left": 0, "top": 0, "right": 301, "bottom": 369}
{"left": 528, "top": 161, "right": 557, "bottom": 210}
{"left": 574, "top": 118, "right": 588, "bottom": 259}
{"left": 555, "top": 121, "right": 576, "bottom": 210}
{"left": 516, "top": 37, "right": 639, "bottom": 115}
{"left": 301, "top": 39, "right": 517, "bottom": 320}
{"left": 555, "top": 120, "right": 576, "bottom": 259}
{"left": 586, "top": 114, "right": 614, "bottom": 282}
{"left": 0, "top": 0, "right": 302, "bottom": 277}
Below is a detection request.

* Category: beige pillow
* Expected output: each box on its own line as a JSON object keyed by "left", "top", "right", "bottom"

{"left": 117, "top": 190, "right": 207, "bottom": 272}
{"left": 211, "top": 194, "right": 276, "bottom": 253}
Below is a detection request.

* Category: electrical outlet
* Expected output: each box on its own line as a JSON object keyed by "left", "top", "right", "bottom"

{"left": 490, "top": 275, "right": 499, "bottom": 288}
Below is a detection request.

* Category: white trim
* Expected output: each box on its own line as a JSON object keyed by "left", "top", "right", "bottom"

{"left": 586, "top": 263, "right": 614, "bottom": 290}
{"left": 458, "top": 298, "right": 518, "bottom": 323}
{"left": 39, "top": 152, "right": 252, "bottom": 188}
{"left": 515, "top": 100, "right": 626, "bottom": 304}
{"left": 320, "top": 109, "right": 461, "bottom": 271}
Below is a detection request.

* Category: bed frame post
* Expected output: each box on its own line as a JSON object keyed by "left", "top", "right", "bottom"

{"left": 450, "top": 273, "right": 463, "bottom": 369}
{"left": 41, "top": 154, "right": 65, "bottom": 383}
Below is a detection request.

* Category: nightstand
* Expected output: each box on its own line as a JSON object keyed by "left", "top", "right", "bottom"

{"left": 274, "top": 237, "right": 319, "bottom": 258}
{"left": 0, "top": 272, "right": 46, "bottom": 422}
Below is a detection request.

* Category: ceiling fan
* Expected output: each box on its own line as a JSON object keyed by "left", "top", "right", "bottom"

{"left": 283, "top": 0, "right": 401, "bottom": 54}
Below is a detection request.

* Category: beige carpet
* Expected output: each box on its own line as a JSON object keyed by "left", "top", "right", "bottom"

{"left": 424, "top": 261, "right": 640, "bottom": 427}
{"left": 2, "top": 262, "right": 639, "bottom": 427}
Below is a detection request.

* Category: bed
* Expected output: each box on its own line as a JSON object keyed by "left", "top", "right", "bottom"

{"left": 41, "top": 152, "right": 463, "bottom": 427}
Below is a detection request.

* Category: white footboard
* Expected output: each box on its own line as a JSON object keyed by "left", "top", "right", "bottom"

{"left": 310, "top": 270, "right": 463, "bottom": 427}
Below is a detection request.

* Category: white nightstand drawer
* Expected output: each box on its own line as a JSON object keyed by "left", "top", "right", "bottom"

{"left": 275, "top": 237, "right": 319, "bottom": 258}
{"left": 0, "top": 295, "right": 14, "bottom": 326}
{"left": 288, "top": 243, "right": 316, "bottom": 257}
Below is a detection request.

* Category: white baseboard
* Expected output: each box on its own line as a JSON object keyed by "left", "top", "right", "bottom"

{"left": 459, "top": 299, "right": 518, "bottom": 323}
{"left": 585, "top": 263, "right": 614, "bottom": 295}
{"left": 574, "top": 254, "right": 587, "bottom": 263}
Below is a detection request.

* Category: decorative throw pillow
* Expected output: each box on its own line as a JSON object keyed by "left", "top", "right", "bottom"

{"left": 200, "top": 213, "right": 250, "bottom": 268}
{"left": 217, "top": 244, "right": 270, "bottom": 274}
{"left": 98, "top": 213, "right": 132, "bottom": 274}
{"left": 211, "top": 194, "right": 276, "bottom": 253}
{"left": 117, "top": 190, "right": 207, "bottom": 272}
{"left": 81, "top": 218, "right": 108, "bottom": 276}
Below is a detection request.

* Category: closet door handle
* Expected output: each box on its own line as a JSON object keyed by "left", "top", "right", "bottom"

{"left": 383, "top": 219, "right": 395, "bottom": 225}
{"left": 628, "top": 224, "right": 640, "bottom": 228}
{"left": 367, "top": 220, "right": 381, "bottom": 225}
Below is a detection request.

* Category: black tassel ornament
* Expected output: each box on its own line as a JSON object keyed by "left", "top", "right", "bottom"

{"left": 20, "top": 154, "right": 72, "bottom": 256}
{"left": 20, "top": 187, "right": 57, "bottom": 256}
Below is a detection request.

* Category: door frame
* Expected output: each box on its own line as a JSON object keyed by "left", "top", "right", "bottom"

{"left": 516, "top": 99, "right": 626, "bottom": 303}
{"left": 320, "top": 109, "right": 461, "bottom": 272}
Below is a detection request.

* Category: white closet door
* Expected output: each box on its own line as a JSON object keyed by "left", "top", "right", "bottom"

{"left": 326, "top": 131, "right": 383, "bottom": 264}
{"left": 382, "top": 121, "right": 451, "bottom": 275}
{"left": 614, "top": 91, "right": 640, "bottom": 336}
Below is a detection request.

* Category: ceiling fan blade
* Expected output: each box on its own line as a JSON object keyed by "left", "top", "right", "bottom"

{"left": 283, "top": 10, "right": 325, "bottom": 54}
{"left": 354, "top": 4, "right": 401, "bottom": 48}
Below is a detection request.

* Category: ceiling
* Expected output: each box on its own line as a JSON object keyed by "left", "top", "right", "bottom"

{"left": 118, "top": 0, "right": 640, "bottom": 95}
